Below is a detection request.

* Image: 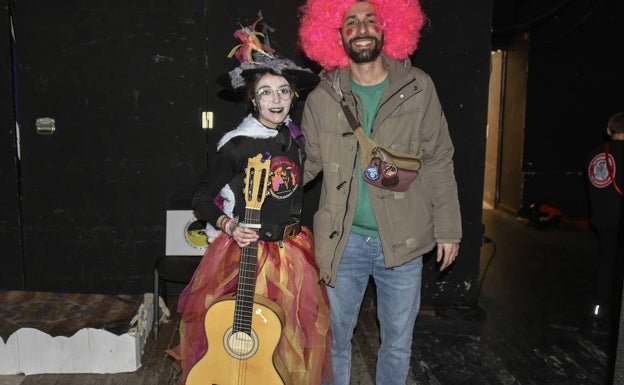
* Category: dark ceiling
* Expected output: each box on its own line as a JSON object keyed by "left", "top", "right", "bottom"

{"left": 491, "top": 0, "right": 608, "bottom": 49}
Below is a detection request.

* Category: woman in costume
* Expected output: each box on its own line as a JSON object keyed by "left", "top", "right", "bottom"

{"left": 174, "top": 18, "right": 330, "bottom": 385}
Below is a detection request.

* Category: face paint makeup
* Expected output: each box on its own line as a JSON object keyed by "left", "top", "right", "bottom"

{"left": 340, "top": 2, "right": 384, "bottom": 64}
{"left": 253, "top": 73, "right": 293, "bottom": 129}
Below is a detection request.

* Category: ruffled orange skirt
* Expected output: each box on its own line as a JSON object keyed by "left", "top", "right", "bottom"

{"left": 176, "top": 227, "right": 331, "bottom": 385}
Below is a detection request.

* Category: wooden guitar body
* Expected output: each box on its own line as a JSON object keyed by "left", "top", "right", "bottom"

{"left": 186, "top": 293, "right": 291, "bottom": 385}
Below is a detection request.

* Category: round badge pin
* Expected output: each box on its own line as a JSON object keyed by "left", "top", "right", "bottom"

{"left": 364, "top": 165, "right": 381, "bottom": 181}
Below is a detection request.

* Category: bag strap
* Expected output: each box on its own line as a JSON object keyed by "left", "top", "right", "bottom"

{"left": 286, "top": 122, "right": 305, "bottom": 221}
{"left": 339, "top": 98, "right": 378, "bottom": 167}
{"left": 339, "top": 97, "right": 376, "bottom": 148}
{"left": 340, "top": 98, "right": 361, "bottom": 131}
{"left": 340, "top": 97, "right": 423, "bottom": 170}
{"left": 604, "top": 142, "right": 624, "bottom": 197}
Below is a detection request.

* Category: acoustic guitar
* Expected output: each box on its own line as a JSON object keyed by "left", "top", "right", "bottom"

{"left": 186, "top": 153, "right": 292, "bottom": 385}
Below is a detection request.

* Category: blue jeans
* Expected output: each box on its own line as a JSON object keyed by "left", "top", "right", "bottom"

{"left": 326, "top": 232, "right": 423, "bottom": 385}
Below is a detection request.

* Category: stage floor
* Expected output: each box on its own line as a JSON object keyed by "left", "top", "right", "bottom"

{"left": 0, "top": 208, "right": 616, "bottom": 384}
{"left": 0, "top": 291, "right": 144, "bottom": 339}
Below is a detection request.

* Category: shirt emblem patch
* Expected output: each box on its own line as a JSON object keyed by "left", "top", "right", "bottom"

{"left": 588, "top": 152, "right": 616, "bottom": 188}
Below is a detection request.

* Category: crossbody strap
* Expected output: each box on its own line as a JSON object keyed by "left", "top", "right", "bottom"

{"left": 339, "top": 98, "right": 378, "bottom": 159}
{"left": 287, "top": 123, "right": 305, "bottom": 221}
{"left": 339, "top": 97, "right": 422, "bottom": 170}
{"left": 340, "top": 98, "right": 361, "bottom": 131}
{"left": 604, "top": 142, "right": 624, "bottom": 197}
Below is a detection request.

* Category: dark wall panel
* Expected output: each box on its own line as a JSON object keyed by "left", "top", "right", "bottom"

{"left": 15, "top": 0, "right": 207, "bottom": 293}
{"left": 415, "top": 0, "right": 492, "bottom": 306}
{"left": 0, "top": 3, "right": 23, "bottom": 289}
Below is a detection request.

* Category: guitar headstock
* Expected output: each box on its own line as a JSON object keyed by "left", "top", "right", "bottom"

{"left": 244, "top": 153, "right": 272, "bottom": 210}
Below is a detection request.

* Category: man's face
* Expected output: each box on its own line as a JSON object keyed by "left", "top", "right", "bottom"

{"left": 341, "top": 1, "right": 384, "bottom": 64}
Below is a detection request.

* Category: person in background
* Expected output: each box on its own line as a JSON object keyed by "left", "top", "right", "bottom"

{"left": 586, "top": 110, "right": 624, "bottom": 321}
{"left": 298, "top": 0, "right": 462, "bottom": 384}
{"left": 171, "top": 18, "right": 330, "bottom": 385}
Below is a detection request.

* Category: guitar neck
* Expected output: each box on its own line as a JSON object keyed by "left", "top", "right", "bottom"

{"left": 233, "top": 207, "right": 261, "bottom": 334}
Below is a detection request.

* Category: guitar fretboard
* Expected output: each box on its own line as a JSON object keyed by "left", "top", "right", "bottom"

{"left": 232, "top": 206, "right": 261, "bottom": 335}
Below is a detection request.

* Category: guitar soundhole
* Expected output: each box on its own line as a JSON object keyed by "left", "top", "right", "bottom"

{"left": 223, "top": 328, "right": 259, "bottom": 359}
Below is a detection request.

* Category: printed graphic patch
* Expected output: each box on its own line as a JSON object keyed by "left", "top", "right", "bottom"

{"left": 588, "top": 152, "right": 616, "bottom": 188}
{"left": 269, "top": 156, "right": 300, "bottom": 199}
{"left": 185, "top": 219, "right": 209, "bottom": 249}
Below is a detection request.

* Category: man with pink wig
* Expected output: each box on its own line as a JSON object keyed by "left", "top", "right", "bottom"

{"left": 299, "top": 1, "right": 462, "bottom": 384}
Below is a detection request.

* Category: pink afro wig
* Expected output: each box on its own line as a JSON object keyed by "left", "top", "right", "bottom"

{"left": 298, "top": 0, "right": 425, "bottom": 70}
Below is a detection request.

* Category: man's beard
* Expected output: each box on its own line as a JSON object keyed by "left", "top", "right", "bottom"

{"left": 344, "top": 35, "right": 384, "bottom": 64}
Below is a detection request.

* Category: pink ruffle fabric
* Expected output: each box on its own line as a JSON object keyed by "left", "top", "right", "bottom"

{"left": 176, "top": 227, "right": 331, "bottom": 385}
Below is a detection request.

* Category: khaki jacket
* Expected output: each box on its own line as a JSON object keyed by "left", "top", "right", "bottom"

{"left": 302, "top": 56, "right": 462, "bottom": 286}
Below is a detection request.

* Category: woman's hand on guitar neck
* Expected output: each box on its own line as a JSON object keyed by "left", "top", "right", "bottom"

{"left": 230, "top": 224, "right": 260, "bottom": 248}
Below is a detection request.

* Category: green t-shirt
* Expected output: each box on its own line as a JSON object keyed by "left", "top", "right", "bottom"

{"left": 350, "top": 75, "right": 388, "bottom": 237}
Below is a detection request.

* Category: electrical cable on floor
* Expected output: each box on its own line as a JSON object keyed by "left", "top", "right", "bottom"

{"left": 477, "top": 236, "right": 496, "bottom": 301}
